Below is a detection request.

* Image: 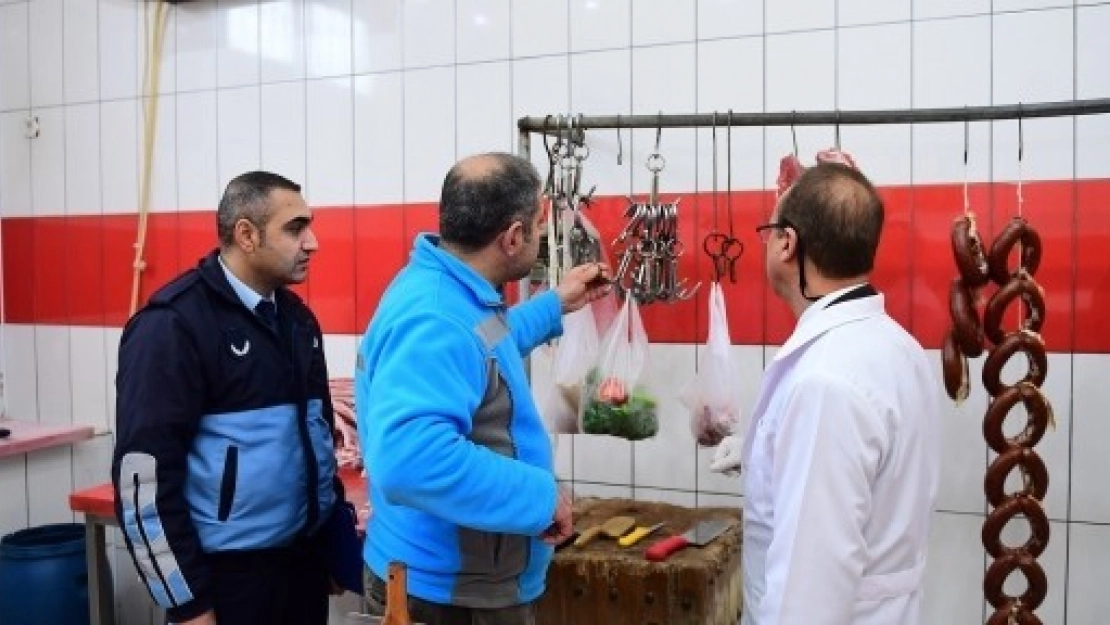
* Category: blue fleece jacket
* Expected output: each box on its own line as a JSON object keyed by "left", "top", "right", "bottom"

{"left": 355, "top": 234, "right": 564, "bottom": 608}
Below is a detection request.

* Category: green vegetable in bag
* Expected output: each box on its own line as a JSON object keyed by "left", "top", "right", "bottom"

{"left": 581, "top": 368, "right": 658, "bottom": 441}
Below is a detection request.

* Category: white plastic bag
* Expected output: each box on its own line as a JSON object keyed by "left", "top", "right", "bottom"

{"left": 580, "top": 297, "right": 658, "bottom": 441}
{"left": 541, "top": 209, "right": 612, "bottom": 435}
{"left": 541, "top": 304, "right": 601, "bottom": 434}
{"left": 683, "top": 282, "right": 742, "bottom": 447}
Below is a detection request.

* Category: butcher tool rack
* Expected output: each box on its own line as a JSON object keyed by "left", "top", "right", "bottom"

{"left": 516, "top": 96, "right": 1110, "bottom": 625}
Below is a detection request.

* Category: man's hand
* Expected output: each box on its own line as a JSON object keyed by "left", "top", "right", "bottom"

{"left": 709, "top": 434, "right": 743, "bottom": 477}
{"left": 555, "top": 262, "right": 612, "bottom": 314}
{"left": 540, "top": 485, "right": 574, "bottom": 545}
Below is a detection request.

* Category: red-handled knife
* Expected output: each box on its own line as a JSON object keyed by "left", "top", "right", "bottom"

{"left": 644, "top": 518, "right": 732, "bottom": 562}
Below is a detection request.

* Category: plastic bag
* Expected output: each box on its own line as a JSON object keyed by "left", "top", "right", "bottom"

{"left": 541, "top": 209, "right": 614, "bottom": 435}
{"left": 580, "top": 297, "right": 658, "bottom": 441}
{"left": 683, "top": 282, "right": 742, "bottom": 447}
{"left": 541, "top": 304, "right": 600, "bottom": 434}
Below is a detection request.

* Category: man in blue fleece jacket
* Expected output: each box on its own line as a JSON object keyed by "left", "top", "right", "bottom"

{"left": 355, "top": 152, "right": 611, "bottom": 624}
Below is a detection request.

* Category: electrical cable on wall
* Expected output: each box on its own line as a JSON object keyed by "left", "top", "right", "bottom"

{"left": 129, "top": 0, "right": 170, "bottom": 317}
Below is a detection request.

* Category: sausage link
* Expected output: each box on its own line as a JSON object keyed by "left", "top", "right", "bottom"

{"left": 983, "top": 551, "right": 1048, "bottom": 611}
{"left": 951, "top": 213, "right": 991, "bottom": 287}
{"left": 983, "top": 382, "right": 1052, "bottom": 454}
{"left": 950, "top": 277, "right": 985, "bottom": 357}
{"left": 984, "top": 447, "right": 1050, "bottom": 508}
{"left": 982, "top": 273, "right": 1046, "bottom": 346}
{"left": 942, "top": 328, "right": 970, "bottom": 403}
{"left": 982, "top": 496, "right": 1051, "bottom": 560}
{"left": 988, "top": 216, "right": 1043, "bottom": 286}
{"left": 982, "top": 329, "right": 1048, "bottom": 397}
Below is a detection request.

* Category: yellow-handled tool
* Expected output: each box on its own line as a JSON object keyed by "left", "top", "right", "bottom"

{"left": 574, "top": 515, "right": 636, "bottom": 548}
{"left": 618, "top": 522, "right": 665, "bottom": 547}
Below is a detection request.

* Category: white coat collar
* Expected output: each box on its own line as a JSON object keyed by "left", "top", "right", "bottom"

{"left": 773, "top": 284, "right": 885, "bottom": 364}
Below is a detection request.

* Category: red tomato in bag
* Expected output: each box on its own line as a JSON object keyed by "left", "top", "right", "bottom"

{"left": 597, "top": 378, "right": 628, "bottom": 405}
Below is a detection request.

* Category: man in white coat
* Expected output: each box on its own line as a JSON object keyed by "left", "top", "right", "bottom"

{"left": 740, "top": 162, "right": 941, "bottom": 624}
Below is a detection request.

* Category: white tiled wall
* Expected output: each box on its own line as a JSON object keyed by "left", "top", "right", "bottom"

{"left": 353, "top": 71, "right": 405, "bottom": 204}
{"left": 2, "top": 1, "right": 1110, "bottom": 623}
{"left": 261, "top": 80, "right": 308, "bottom": 187}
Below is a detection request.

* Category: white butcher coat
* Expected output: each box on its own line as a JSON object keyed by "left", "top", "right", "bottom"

{"left": 741, "top": 286, "right": 941, "bottom": 625}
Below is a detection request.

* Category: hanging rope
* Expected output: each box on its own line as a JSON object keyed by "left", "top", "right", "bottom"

{"left": 129, "top": 0, "right": 170, "bottom": 317}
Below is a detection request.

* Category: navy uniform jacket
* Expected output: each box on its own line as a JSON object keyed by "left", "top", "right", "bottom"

{"left": 111, "top": 249, "right": 339, "bottom": 623}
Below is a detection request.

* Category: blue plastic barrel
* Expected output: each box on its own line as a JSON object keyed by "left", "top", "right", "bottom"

{"left": 0, "top": 523, "right": 90, "bottom": 625}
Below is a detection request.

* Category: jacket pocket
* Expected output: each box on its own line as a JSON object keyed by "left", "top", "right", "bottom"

{"left": 218, "top": 445, "right": 239, "bottom": 522}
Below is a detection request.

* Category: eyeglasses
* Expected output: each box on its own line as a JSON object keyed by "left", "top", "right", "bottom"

{"left": 754, "top": 220, "right": 793, "bottom": 243}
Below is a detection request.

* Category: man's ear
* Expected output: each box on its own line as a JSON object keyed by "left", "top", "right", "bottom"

{"left": 777, "top": 228, "right": 799, "bottom": 263}
{"left": 233, "top": 218, "right": 259, "bottom": 253}
{"left": 499, "top": 220, "right": 525, "bottom": 256}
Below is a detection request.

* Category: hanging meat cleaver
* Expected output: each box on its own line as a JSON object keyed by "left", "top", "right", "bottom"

{"left": 644, "top": 518, "right": 732, "bottom": 562}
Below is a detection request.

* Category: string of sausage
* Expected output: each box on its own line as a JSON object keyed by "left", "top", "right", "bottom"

{"left": 943, "top": 212, "right": 989, "bottom": 402}
{"left": 949, "top": 215, "right": 1052, "bottom": 624}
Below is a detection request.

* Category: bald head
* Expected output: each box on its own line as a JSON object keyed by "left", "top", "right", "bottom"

{"left": 776, "top": 162, "right": 884, "bottom": 279}
{"left": 452, "top": 153, "right": 504, "bottom": 179}
{"left": 439, "top": 152, "right": 542, "bottom": 251}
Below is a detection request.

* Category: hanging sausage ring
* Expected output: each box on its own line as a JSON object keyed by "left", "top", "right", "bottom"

{"left": 951, "top": 212, "right": 991, "bottom": 288}
{"left": 983, "top": 551, "right": 1049, "bottom": 613}
{"left": 983, "top": 447, "right": 1050, "bottom": 509}
{"left": 949, "top": 277, "right": 985, "bottom": 357}
{"left": 983, "top": 381, "right": 1053, "bottom": 454}
{"left": 988, "top": 216, "right": 1043, "bottom": 286}
{"left": 942, "top": 329, "right": 970, "bottom": 403}
{"left": 982, "top": 271, "right": 1046, "bottom": 346}
{"left": 981, "top": 329, "right": 1048, "bottom": 397}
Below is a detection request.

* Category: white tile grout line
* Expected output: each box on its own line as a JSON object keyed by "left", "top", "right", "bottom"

{"left": 1064, "top": 5, "right": 1080, "bottom": 621}
{"left": 983, "top": 11, "right": 994, "bottom": 620}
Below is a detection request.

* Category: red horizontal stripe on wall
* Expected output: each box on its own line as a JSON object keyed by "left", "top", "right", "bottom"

{"left": 3, "top": 180, "right": 1109, "bottom": 352}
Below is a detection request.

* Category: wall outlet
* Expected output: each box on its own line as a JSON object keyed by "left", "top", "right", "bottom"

{"left": 24, "top": 115, "right": 40, "bottom": 139}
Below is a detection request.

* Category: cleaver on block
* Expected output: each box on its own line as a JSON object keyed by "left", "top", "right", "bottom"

{"left": 644, "top": 518, "right": 732, "bottom": 562}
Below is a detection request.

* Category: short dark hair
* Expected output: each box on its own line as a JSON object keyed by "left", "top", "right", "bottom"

{"left": 217, "top": 171, "right": 302, "bottom": 247}
{"left": 777, "top": 162, "right": 884, "bottom": 279}
{"left": 438, "top": 153, "right": 542, "bottom": 251}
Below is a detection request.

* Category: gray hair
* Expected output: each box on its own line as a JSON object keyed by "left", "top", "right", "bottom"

{"left": 217, "top": 171, "right": 302, "bottom": 247}
{"left": 438, "top": 153, "right": 542, "bottom": 251}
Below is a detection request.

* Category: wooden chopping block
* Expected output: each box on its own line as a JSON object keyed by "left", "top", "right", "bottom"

{"left": 536, "top": 497, "right": 742, "bottom": 625}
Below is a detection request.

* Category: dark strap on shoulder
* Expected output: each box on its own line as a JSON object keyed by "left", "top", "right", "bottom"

{"left": 825, "top": 284, "right": 877, "bottom": 308}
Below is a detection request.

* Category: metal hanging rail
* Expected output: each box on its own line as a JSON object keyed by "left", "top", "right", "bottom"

{"left": 518, "top": 97, "right": 1110, "bottom": 133}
